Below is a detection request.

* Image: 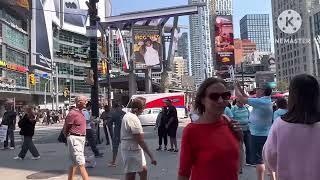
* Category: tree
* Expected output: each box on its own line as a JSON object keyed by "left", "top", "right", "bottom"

{"left": 277, "top": 80, "right": 288, "bottom": 92}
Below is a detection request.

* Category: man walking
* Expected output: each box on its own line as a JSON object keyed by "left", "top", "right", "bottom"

{"left": 1, "top": 100, "right": 17, "bottom": 150}
{"left": 63, "top": 95, "right": 89, "bottom": 180}
{"left": 100, "top": 105, "right": 111, "bottom": 145}
{"left": 235, "top": 82, "right": 274, "bottom": 180}
{"left": 108, "top": 103, "right": 126, "bottom": 167}
{"left": 83, "top": 101, "right": 103, "bottom": 158}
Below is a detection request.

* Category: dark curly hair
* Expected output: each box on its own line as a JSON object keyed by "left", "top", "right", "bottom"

{"left": 194, "top": 77, "right": 226, "bottom": 115}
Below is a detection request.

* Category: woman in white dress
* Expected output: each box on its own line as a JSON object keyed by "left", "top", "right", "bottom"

{"left": 121, "top": 97, "right": 157, "bottom": 180}
{"left": 139, "top": 38, "right": 160, "bottom": 66}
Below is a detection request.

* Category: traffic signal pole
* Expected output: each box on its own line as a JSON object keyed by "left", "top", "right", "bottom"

{"left": 88, "top": 0, "right": 100, "bottom": 118}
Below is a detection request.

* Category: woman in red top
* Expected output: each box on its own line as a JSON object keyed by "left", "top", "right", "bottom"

{"left": 178, "top": 78, "right": 241, "bottom": 180}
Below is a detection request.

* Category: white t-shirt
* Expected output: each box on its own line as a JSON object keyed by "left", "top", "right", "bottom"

{"left": 144, "top": 45, "right": 160, "bottom": 66}
{"left": 121, "top": 112, "right": 143, "bottom": 150}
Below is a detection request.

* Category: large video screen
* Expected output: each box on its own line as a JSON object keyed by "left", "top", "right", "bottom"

{"left": 133, "top": 26, "right": 162, "bottom": 70}
{"left": 215, "top": 16, "right": 235, "bottom": 69}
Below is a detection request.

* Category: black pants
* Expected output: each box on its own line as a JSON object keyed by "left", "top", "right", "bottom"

{"left": 158, "top": 127, "right": 168, "bottom": 147}
{"left": 86, "top": 129, "right": 100, "bottom": 156}
{"left": 4, "top": 129, "right": 15, "bottom": 148}
{"left": 103, "top": 123, "right": 113, "bottom": 145}
{"left": 18, "top": 136, "right": 40, "bottom": 158}
{"left": 243, "top": 130, "right": 253, "bottom": 164}
{"left": 251, "top": 135, "right": 268, "bottom": 165}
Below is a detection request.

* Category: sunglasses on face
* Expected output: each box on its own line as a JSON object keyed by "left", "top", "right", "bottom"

{"left": 207, "top": 92, "right": 231, "bottom": 101}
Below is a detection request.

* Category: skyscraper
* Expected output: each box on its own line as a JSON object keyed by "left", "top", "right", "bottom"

{"left": 189, "top": 0, "right": 232, "bottom": 87}
{"left": 240, "top": 14, "right": 271, "bottom": 52}
{"left": 177, "top": 32, "right": 190, "bottom": 75}
{"left": 189, "top": 0, "right": 212, "bottom": 87}
{"left": 271, "top": 0, "right": 318, "bottom": 83}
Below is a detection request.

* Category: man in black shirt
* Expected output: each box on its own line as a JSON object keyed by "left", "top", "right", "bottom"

{"left": 165, "top": 100, "right": 179, "bottom": 152}
{"left": 1, "top": 101, "right": 17, "bottom": 150}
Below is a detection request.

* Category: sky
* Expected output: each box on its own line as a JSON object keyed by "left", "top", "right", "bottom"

{"left": 111, "top": 0, "right": 273, "bottom": 38}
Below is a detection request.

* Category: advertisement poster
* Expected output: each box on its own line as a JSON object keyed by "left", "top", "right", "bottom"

{"left": 133, "top": 26, "right": 162, "bottom": 69}
{"left": 215, "top": 16, "right": 235, "bottom": 69}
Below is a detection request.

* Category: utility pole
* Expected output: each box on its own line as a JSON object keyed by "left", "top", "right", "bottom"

{"left": 87, "top": 0, "right": 100, "bottom": 118}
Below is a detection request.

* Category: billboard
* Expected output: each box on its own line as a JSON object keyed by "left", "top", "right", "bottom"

{"left": 133, "top": 26, "right": 162, "bottom": 69}
{"left": 214, "top": 16, "right": 235, "bottom": 70}
{"left": 0, "top": 0, "right": 30, "bottom": 19}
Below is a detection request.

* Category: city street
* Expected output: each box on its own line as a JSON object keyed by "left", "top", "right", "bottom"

{"left": 0, "top": 120, "right": 264, "bottom": 180}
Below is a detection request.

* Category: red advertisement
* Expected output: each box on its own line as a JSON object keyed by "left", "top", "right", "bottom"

{"left": 215, "top": 16, "right": 235, "bottom": 69}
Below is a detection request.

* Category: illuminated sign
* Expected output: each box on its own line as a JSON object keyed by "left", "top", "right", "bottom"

{"left": 0, "top": 60, "right": 29, "bottom": 73}
{"left": 214, "top": 16, "right": 235, "bottom": 70}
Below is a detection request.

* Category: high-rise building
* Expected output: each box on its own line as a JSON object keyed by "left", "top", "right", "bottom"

{"left": 234, "top": 39, "right": 257, "bottom": 64}
{"left": 0, "top": 2, "right": 30, "bottom": 113}
{"left": 189, "top": 0, "right": 232, "bottom": 87}
{"left": 240, "top": 14, "right": 271, "bottom": 52}
{"left": 177, "top": 32, "right": 189, "bottom": 75}
{"left": 271, "top": 0, "right": 318, "bottom": 83}
{"left": 310, "top": 4, "right": 320, "bottom": 80}
{"left": 215, "top": 0, "right": 232, "bottom": 15}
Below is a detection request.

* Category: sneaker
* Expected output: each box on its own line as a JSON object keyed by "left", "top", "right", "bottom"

{"left": 95, "top": 153, "right": 104, "bottom": 158}
{"left": 32, "top": 156, "right": 41, "bottom": 160}
{"left": 13, "top": 156, "right": 23, "bottom": 160}
{"left": 9, "top": 147, "right": 15, "bottom": 150}
{"left": 164, "top": 147, "right": 167, "bottom": 151}
{"left": 156, "top": 147, "right": 162, "bottom": 151}
{"left": 174, "top": 149, "right": 179, "bottom": 153}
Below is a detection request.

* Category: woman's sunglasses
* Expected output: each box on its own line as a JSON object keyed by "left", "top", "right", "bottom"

{"left": 207, "top": 92, "right": 231, "bottom": 101}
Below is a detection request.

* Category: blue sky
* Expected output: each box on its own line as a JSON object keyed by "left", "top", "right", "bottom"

{"left": 112, "top": 0, "right": 272, "bottom": 38}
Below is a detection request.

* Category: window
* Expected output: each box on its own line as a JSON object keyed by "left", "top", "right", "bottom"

{"left": 6, "top": 48, "right": 27, "bottom": 66}
{"left": 6, "top": 71, "right": 27, "bottom": 87}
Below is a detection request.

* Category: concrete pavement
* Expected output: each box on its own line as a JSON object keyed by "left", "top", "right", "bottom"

{"left": 0, "top": 121, "right": 264, "bottom": 180}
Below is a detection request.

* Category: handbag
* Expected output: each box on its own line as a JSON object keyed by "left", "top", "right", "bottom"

{"left": 58, "top": 130, "right": 67, "bottom": 144}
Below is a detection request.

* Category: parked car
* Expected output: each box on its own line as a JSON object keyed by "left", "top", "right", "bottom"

{"left": 138, "top": 108, "right": 162, "bottom": 126}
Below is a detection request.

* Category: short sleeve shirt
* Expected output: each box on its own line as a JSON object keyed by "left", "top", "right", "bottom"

{"left": 247, "top": 97, "right": 273, "bottom": 136}
{"left": 65, "top": 109, "right": 86, "bottom": 135}
{"left": 120, "top": 112, "right": 143, "bottom": 150}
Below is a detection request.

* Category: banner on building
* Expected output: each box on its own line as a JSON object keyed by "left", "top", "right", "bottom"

{"left": 133, "top": 26, "right": 162, "bottom": 69}
{"left": 214, "top": 16, "right": 235, "bottom": 70}
{"left": 116, "top": 29, "right": 129, "bottom": 71}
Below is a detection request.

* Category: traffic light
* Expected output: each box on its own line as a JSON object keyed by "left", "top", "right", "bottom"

{"left": 63, "top": 87, "right": 69, "bottom": 97}
{"left": 101, "top": 60, "right": 107, "bottom": 75}
{"left": 29, "top": 73, "right": 36, "bottom": 86}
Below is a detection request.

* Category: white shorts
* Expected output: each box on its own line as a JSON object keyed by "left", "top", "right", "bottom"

{"left": 67, "top": 135, "right": 86, "bottom": 166}
{"left": 121, "top": 148, "right": 147, "bottom": 173}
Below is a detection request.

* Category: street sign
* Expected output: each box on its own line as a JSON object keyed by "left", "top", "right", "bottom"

{"left": 86, "top": 25, "right": 97, "bottom": 37}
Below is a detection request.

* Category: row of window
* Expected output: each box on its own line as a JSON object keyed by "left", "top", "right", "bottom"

{"left": 6, "top": 48, "right": 27, "bottom": 66}
{"left": 57, "top": 62, "right": 88, "bottom": 77}
{"left": 58, "top": 78, "right": 90, "bottom": 94}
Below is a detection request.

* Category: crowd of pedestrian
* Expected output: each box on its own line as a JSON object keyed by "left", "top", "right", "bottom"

{"left": 1, "top": 73, "right": 320, "bottom": 180}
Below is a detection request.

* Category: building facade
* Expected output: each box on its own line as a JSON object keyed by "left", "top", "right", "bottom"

{"left": 310, "top": 4, "right": 320, "bottom": 80}
{"left": 240, "top": 14, "right": 271, "bottom": 52}
{"left": 271, "top": 0, "right": 317, "bottom": 83}
{"left": 234, "top": 39, "right": 257, "bottom": 64}
{"left": 0, "top": 3, "right": 31, "bottom": 114}
{"left": 189, "top": 0, "right": 232, "bottom": 87}
{"left": 177, "top": 32, "right": 190, "bottom": 75}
